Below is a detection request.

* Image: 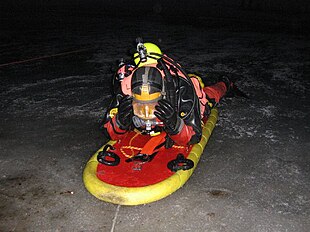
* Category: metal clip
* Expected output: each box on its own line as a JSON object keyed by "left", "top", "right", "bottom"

{"left": 126, "top": 153, "right": 157, "bottom": 171}
{"left": 136, "top": 37, "right": 147, "bottom": 63}
{"left": 133, "top": 161, "right": 143, "bottom": 171}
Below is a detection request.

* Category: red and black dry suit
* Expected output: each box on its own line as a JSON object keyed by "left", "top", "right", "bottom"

{"left": 102, "top": 55, "right": 229, "bottom": 147}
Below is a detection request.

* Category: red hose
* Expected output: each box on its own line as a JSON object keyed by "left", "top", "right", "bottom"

{"left": 0, "top": 48, "right": 91, "bottom": 68}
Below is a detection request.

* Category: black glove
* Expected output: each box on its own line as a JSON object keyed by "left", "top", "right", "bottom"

{"left": 116, "top": 95, "right": 133, "bottom": 130}
{"left": 154, "top": 99, "right": 182, "bottom": 135}
{"left": 219, "top": 76, "right": 233, "bottom": 92}
{"left": 220, "top": 76, "right": 249, "bottom": 99}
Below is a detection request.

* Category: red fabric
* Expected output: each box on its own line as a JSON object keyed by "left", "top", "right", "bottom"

{"left": 104, "top": 117, "right": 128, "bottom": 141}
{"left": 203, "top": 82, "right": 227, "bottom": 103}
{"left": 170, "top": 123, "right": 196, "bottom": 146}
{"left": 96, "top": 131, "right": 191, "bottom": 187}
{"left": 140, "top": 132, "right": 166, "bottom": 155}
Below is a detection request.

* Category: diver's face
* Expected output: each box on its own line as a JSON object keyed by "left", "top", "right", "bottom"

{"left": 132, "top": 98, "right": 160, "bottom": 120}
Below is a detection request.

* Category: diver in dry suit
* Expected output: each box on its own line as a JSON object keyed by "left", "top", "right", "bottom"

{"left": 102, "top": 40, "right": 232, "bottom": 147}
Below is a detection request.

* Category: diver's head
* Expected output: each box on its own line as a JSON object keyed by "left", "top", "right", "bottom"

{"left": 131, "top": 66, "right": 163, "bottom": 122}
{"left": 133, "top": 42, "right": 162, "bottom": 67}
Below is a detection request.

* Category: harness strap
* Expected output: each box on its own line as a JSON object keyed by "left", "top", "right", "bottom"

{"left": 140, "top": 132, "right": 167, "bottom": 155}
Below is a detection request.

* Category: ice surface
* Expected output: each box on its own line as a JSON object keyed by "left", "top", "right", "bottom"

{"left": 0, "top": 12, "right": 309, "bottom": 232}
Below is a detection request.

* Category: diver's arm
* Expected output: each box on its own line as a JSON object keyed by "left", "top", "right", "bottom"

{"left": 155, "top": 79, "right": 202, "bottom": 146}
{"left": 101, "top": 63, "right": 136, "bottom": 140}
{"left": 169, "top": 103, "right": 202, "bottom": 146}
{"left": 168, "top": 123, "right": 197, "bottom": 146}
{"left": 102, "top": 116, "right": 129, "bottom": 141}
{"left": 101, "top": 93, "right": 130, "bottom": 140}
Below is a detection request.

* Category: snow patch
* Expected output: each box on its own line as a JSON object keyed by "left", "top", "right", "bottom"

{"left": 256, "top": 105, "right": 276, "bottom": 118}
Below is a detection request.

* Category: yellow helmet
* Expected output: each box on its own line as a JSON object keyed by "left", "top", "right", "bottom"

{"left": 133, "top": 42, "right": 162, "bottom": 67}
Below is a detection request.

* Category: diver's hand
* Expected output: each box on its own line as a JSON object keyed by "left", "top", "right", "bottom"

{"left": 154, "top": 99, "right": 182, "bottom": 135}
{"left": 116, "top": 95, "right": 133, "bottom": 130}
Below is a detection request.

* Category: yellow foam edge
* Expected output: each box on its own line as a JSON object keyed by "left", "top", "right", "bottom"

{"left": 83, "top": 108, "right": 218, "bottom": 205}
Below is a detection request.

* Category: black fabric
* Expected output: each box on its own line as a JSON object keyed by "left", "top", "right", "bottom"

{"left": 176, "top": 78, "right": 202, "bottom": 144}
{"left": 116, "top": 95, "right": 133, "bottom": 130}
{"left": 154, "top": 99, "right": 180, "bottom": 135}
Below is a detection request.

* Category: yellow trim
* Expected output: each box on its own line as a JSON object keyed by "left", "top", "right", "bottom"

{"left": 180, "top": 112, "right": 186, "bottom": 117}
{"left": 188, "top": 73, "right": 205, "bottom": 88}
{"left": 109, "top": 108, "right": 118, "bottom": 118}
{"left": 83, "top": 108, "right": 218, "bottom": 205}
{"left": 150, "top": 131, "right": 161, "bottom": 136}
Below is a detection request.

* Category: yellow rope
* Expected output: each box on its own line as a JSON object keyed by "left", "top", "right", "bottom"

{"left": 120, "top": 146, "right": 142, "bottom": 158}
{"left": 172, "top": 145, "right": 186, "bottom": 149}
{"left": 120, "top": 132, "right": 141, "bottom": 158}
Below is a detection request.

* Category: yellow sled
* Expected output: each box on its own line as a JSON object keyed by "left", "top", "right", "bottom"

{"left": 83, "top": 108, "right": 218, "bottom": 205}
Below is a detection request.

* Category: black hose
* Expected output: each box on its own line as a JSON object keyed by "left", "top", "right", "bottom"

{"left": 157, "top": 58, "right": 178, "bottom": 111}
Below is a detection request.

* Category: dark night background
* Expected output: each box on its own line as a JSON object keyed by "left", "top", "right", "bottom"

{"left": 1, "top": 0, "right": 309, "bottom": 231}
{"left": 2, "top": 0, "right": 310, "bottom": 31}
